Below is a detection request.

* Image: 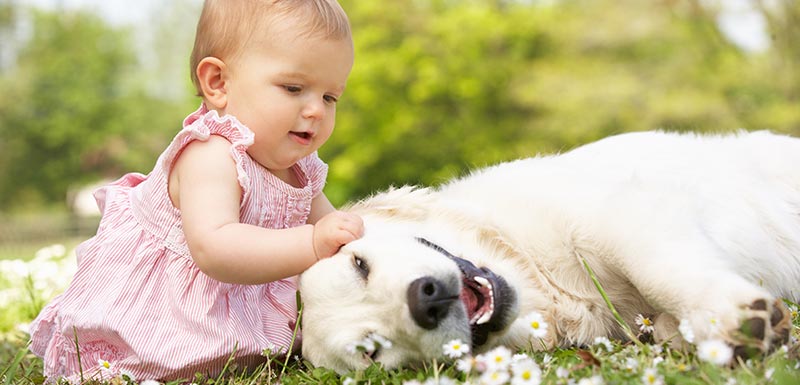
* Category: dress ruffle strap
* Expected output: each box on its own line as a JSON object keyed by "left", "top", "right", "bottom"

{"left": 164, "top": 104, "right": 257, "bottom": 200}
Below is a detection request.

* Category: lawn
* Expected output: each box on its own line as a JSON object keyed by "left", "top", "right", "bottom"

{"left": 1, "top": 244, "right": 799, "bottom": 385}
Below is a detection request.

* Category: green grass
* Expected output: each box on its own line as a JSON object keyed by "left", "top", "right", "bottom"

{"left": 2, "top": 329, "right": 799, "bottom": 385}
{"left": 2, "top": 244, "right": 799, "bottom": 384}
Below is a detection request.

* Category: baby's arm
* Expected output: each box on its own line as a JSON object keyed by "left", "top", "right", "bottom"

{"left": 171, "top": 135, "right": 357, "bottom": 284}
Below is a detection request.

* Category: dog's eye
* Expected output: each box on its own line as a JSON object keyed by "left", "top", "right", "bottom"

{"left": 353, "top": 255, "right": 369, "bottom": 279}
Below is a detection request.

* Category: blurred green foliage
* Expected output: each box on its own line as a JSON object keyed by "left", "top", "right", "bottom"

{"left": 0, "top": 0, "right": 798, "bottom": 210}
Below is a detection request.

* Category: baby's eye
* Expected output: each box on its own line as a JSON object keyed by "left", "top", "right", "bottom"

{"left": 323, "top": 94, "right": 339, "bottom": 104}
{"left": 283, "top": 85, "right": 302, "bottom": 93}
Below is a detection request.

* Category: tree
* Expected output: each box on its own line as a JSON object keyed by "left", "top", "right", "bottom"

{"left": 322, "top": 0, "right": 799, "bottom": 205}
{"left": 1, "top": 1, "right": 798, "bottom": 210}
{"left": 0, "top": 10, "right": 135, "bottom": 208}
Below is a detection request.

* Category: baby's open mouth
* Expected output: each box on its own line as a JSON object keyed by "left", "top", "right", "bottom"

{"left": 291, "top": 131, "right": 312, "bottom": 140}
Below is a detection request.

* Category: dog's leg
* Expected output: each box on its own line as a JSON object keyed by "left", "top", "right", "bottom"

{"left": 609, "top": 243, "right": 791, "bottom": 358}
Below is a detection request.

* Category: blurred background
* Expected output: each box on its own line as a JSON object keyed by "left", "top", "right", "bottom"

{"left": 0, "top": 0, "right": 798, "bottom": 259}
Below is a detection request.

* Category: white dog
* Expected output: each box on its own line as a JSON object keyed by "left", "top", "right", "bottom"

{"left": 299, "top": 130, "right": 800, "bottom": 373}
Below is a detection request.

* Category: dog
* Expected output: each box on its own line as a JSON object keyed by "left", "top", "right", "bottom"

{"left": 299, "top": 130, "right": 800, "bottom": 373}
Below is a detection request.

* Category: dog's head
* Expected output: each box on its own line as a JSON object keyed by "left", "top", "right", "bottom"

{"left": 299, "top": 234, "right": 519, "bottom": 373}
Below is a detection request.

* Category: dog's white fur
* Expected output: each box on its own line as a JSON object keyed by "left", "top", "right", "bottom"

{"left": 299, "top": 130, "right": 800, "bottom": 373}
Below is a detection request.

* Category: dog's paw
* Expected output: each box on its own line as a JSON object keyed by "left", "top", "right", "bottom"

{"left": 731, "top": 298, "right": 792, "bottom": 360}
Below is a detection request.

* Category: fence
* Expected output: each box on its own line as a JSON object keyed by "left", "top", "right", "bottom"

{"left": 0, "top": 212, "right": 99, "bottom": 260}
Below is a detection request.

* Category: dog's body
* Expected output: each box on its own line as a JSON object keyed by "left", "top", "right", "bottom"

{"left": 299, "top": 130, "right": 800, "bottom": 373}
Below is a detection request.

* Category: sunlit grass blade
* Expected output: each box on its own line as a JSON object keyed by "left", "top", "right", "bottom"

{"left": 1, "top": 346, "right": 27, "bottom": 385}
{"left": 575, "top": 249, "right": 642, "bottom": 346}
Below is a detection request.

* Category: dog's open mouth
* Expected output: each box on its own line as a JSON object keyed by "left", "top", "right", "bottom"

{"left": 415, "top": 238, "right": 516, "bottom": 348}
{"left": 462, "top": 273, "right": 495, "bottom": 325}
{"left": 454, "top": 259, "right": 515, "bottom": 347}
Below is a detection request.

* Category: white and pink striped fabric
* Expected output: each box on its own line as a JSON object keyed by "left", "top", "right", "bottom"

{"left": 29, "top": 104, "right": 328, "bottom": 382}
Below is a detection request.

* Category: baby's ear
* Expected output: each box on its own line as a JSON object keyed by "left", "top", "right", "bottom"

{"left": 196, "top": 57, "right": 228, "bottom": 109}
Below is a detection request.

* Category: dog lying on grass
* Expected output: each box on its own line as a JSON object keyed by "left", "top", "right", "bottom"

{"left": 299, "top": 130, "right": 799, "bottom": 373}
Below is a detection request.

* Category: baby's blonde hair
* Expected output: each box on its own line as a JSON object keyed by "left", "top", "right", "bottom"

{"left": 189, "top": 0, "right": 352, "bottom": 96}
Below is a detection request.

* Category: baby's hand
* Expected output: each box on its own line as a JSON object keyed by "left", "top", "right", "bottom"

{"left": 312, "top": 211, "right": 364, "bottom": 260}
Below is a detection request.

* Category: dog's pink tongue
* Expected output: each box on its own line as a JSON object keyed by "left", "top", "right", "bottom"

{"left": 460, "top": 287, "right": 479, "bottom": 318}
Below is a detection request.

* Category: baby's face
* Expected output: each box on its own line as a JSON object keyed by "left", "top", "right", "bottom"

{"left": 222, "top": 20, "right": 354, "bottom": 172}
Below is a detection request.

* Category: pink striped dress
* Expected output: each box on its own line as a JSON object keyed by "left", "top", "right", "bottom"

{"left": 29, "top": 104, "right": 327, "bottom": 382}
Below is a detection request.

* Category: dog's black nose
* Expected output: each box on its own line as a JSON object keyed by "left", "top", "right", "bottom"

{"left": 407, "top": 276, "right": 457, "bottom": 329}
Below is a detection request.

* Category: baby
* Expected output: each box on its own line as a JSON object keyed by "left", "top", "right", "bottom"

{"left": 29, "top": 0, "right": 362, "bottom": 381}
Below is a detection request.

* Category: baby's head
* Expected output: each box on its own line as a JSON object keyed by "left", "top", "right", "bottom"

{"left": 190, "top": 0, "right": 352, "bottom": 97}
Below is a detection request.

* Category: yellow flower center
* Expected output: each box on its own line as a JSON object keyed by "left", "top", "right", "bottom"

{"left": 101, "top": 361, "right": 110, "bottom": 369}
{"left": 522, "top": 371, "right": 531, "bottom": 380}
{"left": 495, "top": 356, "right": 503, "bottom": 363}
{"left": 453, "top": 344, "right": 460, "bottom": 350}
{"left": 531, "top": 321, "right": 540, "bottom": 329}
{"left": 643, "top": 318, "right": 652, "bottom": 326}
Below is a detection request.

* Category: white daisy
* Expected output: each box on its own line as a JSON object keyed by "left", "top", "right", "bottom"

{"left": 342, "top": 378, "right": 355, "bottom": 385}
{"left": 511, "top": 357, "right": 542, "bottom": 385}
{"left": 512, "top": 353, "right": 530, "bottom": 362}
{"left": 697, "top": 339, "right": 733, "bottom": 366}
{"left": 522, "top": 311, "right": 549, "bottom": 339}
{"left": 97, "top": 359, "right": 113, "bottom": 376}
{"left": 650, "top": 344, "right": 663, "bottom": 354}
{"left": 678, "top": 319, "right": 695, "bottom": 343}
{"left": 708, "top": 316, "right": 722, "bottom": 333}
{"left": 577, "top": 375, "right": 604, "bottom": 385}
{"left": 426, "top": 376, "right": 457, "bottom": 385}
{"left": 556, "top": 366, "right": 570, "bottom": 379}
{"left": 442, "top": 339, "right": 470, "bottom": 359}
{"left": 635, "top": 314, "right": 655, "bottom": 334}
{"left": 593, "top": 336, "right": 613, "bottom": 352}
{"left": 346, "top": 333, "right": 392, "bottom": 356}
{"left": 480, "top": 369, "right": 511, "bottom": 385}
{"left": 345, "top": 337, "right": 375, "bottom": 355}
{"left": 118, "top": 369, "right": 136, "bottom": 384}
{"left": 641, "top": 367, "right": 664, "bottom": 385}
{"left": 455, "top": 356, "right": 476, "bottom": 373}
{"left": 368, "top": 332, "right": 393, "bottom": 349}
{"left": 624, "top": 357, "right": 639, "bottom": 372}
{"left": 478, "top": 345, "right": 513, "bottom": 371}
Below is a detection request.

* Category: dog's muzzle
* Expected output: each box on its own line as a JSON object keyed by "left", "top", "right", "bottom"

{"left": 407, "top": 276, "right": 459, "bottom": 330}
{"left": 415, "top": 238, "right": 517, "bottom": 347}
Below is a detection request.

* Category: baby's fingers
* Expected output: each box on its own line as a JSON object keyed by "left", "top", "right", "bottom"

{"left": 339, "top": 213, "right": 364, "bottom": 239}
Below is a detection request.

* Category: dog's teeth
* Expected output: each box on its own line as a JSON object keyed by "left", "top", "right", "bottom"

{"left": 474, "top": 276, "right": 490, "bottom": 287}
{"left": 476, "top": 311, "right": 492, "bottom": 325}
